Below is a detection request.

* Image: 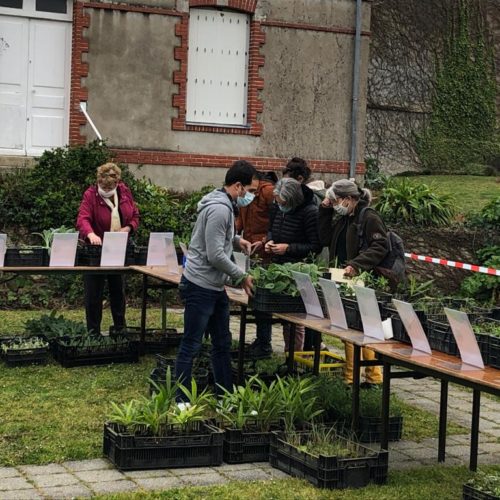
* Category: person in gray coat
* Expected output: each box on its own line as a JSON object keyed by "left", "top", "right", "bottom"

{"left": 175, "top": 161, "right": 258, "bottom": 398}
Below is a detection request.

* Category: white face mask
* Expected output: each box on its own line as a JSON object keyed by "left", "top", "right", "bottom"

{"left": 98, "top": 186, "right": 117, "bottom": 199}
{"left": 333, "top": 201, "right": 350, "bottom": 216}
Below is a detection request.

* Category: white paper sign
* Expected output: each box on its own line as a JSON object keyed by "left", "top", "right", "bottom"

{"left": 101, "top": 232, "right": 128, "bottom": 267}
{"left": 49, "top": 233, "right": 78, "bottom": 267}
{"left": 0, "top": 234, "right": 6, "bottom": 268}
{"left": 233, "top": 252, "right": 249, "bottom": 273}
{"left": 147, "top": 232, "right": 171, "bottom": 266}
{"left": 291, "top": 271, "right": 324, "bottom": 318}
{"left": 354, "top": 285, "right": 385, "bottom": 340}
{"left": 318, "top": 278, "right": 348, "bottom": 329}
{"left": 445, "top": 308, "right": 485, "bottom": 369}
{"left": 393, "top": 299, "right": 432, "bottom": 354}
{"left": 164, "top": 233, "right": 180, "bottom": 275}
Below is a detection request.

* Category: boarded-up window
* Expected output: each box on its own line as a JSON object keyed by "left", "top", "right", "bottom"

{"left": 186, "top": 8, "right": 250, "bottom": 127}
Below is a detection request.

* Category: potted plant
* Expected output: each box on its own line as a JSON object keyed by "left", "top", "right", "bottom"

{"left": 109, "top": 325, "right": 183, "bottom": 352}
{"left": 104, "top": 369, "right": 223, "bottom": 471}
{"left": 269, "top": 424, "right": 388, "bottom": 489}
{"left": 1, "top": 336, "right": 50, "bottom": 366}
{"left": 463, "top": 471, "right": 500, "bottom": 500}
{"left": 248, "top": 262, "right": 323, "bottom": 313}
{"left": 215, "top": 375, "right": 284, "bottom": 463}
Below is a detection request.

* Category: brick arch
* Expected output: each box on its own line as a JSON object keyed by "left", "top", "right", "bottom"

{"left": 188, "top": 0, "right": 257, "bottom": 15}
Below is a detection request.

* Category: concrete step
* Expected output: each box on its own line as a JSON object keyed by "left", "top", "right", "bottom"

{"left": 0, "top": 155, "right": 36, "bottom": 172}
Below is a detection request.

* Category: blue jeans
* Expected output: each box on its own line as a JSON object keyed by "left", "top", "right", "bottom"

{"left": 175, "top": 276, "right": 232, "bottom": 399}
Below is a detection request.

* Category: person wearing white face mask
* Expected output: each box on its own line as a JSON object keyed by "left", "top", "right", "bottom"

{"left": 76, "top": 162, "right": 140, "bottom": 335}
{"left": 318, "top": 178, "right": 388, "bottom": 388}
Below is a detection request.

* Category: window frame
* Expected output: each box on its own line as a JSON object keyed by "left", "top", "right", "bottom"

{"left": 0, "top": 0, "right": 72, "bottom": 22}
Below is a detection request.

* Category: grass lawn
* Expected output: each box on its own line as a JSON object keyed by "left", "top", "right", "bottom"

{"left": 92, "top": 467, "right": 500, "bottom": 500}
{"left": 400, "top": 175, "right": 499, "bottom": 217}
{"left": 0, "top": 310, "right": 467, "bottom": 466}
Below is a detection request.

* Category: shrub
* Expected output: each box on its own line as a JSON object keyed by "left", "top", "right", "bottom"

{"left": 363, "top": 158, "right": 389, "bottom": 191}
{"left": 467, "top": 196, "right": 500, "bottom": 230}
{"left": 460, "top": 246, "right": 500, "bottom": 304}
{"left": 375, "top": 178, "right": 455, "bottom": 226}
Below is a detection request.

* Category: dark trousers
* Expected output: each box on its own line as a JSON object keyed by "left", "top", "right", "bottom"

{"left": 175, "top": 276, "right": 232, "bottom": 399}
{"left": 254, "top": 311, "right": 272, "bottom": 346}
{"left": 83, "top": 274, "right": 126, "bottom": 335}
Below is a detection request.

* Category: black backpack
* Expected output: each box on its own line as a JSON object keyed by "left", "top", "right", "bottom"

{"left": 357, "top": 207, "right": 406, "bottom": 285}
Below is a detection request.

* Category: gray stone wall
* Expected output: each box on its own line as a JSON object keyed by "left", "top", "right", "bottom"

{"left": 83, "top": 0, "right": 371, "bottom": 190}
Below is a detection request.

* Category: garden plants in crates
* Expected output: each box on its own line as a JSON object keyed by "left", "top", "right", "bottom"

{"left": 215, "top": 375, "right": 284, "bottom": 463}
{"left": 0, "top": 336, "right": 50, "bottom": 366}
{"left": 269, "top": 423, "right": 388, "bottom": 489}
{"left": 104, "top": 368, "right": 223, "bottom": 470}
{"left": 463, "top": 471, "right": 500, "bottom": 500}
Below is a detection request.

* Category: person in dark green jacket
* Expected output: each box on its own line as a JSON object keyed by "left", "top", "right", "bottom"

{"left": 318, "top": 179, "right": 389, "bottom": 387}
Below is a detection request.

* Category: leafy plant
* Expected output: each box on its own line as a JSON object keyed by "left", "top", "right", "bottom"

{"left": 32, "top": 226, "right": 77, "bottom": 250}
{"left": 275, "top": 376, "right": 323, "bottom": 431}
{"left": 460, "top": 246, "right": 500, "bottom": 304}
{"left": 1, "top": 336, "right": 48, "bottom": 353}
{"left": 250, "top": 262, "right": 324, "bottom": 297}
{"left": 466, "top": 471, "right": 500, "bottom": 496}
{"left": 108, "top": 400, "right": 140, "bottom": 432}
{"left": 467, "top": 196, "right": 500, "bottom": 230}
{"left": 24, "top": 311, "right": 87, "bottom": 341}
{"left": 375, "top": 178, "right": 455, "bottom": 226}
{"left": 363, "top": 158, "right": 389, "bottom": 190}
{"left": 395, "top": 275, "right": 435, "bottom": 302}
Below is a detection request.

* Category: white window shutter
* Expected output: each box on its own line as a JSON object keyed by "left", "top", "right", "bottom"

{"left": 186, "top": 8, "right": 250, "bottom": 126}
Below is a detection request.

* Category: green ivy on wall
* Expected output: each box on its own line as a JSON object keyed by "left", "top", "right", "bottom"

{"left": 416, "top": 0, "right": 499, "bottom": 174}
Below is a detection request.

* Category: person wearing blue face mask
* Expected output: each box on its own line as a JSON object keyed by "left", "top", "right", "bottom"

{"left": 252, "top": 177, "right": 321, "bottom": 354}
{"left": 175, "top": 160, "right": 258, "bottom": 399}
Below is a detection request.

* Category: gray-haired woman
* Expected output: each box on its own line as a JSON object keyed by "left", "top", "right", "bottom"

{"left": 247, "top": 178, "right": 321, "bottom": 357}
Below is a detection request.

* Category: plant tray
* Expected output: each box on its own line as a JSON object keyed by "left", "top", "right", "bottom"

{"left": 463, "top": 484, "right": 500, "bottom": 500}
{"left": 488, "top": 336, "right": 500, "bottom": 370}
{"left": 341, "top": 297, "right": 363, "bottom": 331}
{"left": 54, "top": 339, "right": 139, "bottom": 367}
{"left": 110, "top": 326, "right": 183, "bottom": 352}
{"left": 269, "top": 430, "right": 388, "bottom": 489}
{"left": 223, "top": 428, "right": 274, "bottom": 463}
{"left": 150, "top": 366, "right": 209, "bottom": 393}
{"left": 389, "top": 309, "right": 427, "bottom": 345}
{"left": 294, "top": 351, "right": 345, "bottom": 376}
{"left": 76, "top": 245, "right": 102, "bottom": 266}
{"left": 103, "top": 422, "right": 224, "bottom": 471}
{"left": 4, "top": 248, "right": 49, "bottom": 267}
{"left": 1, "top": 338, "right": 50, "bottom": 366}
{"left": 249, "top": 287, "right": 305, "bottom": 313}
{"left": 357, "top": 415, "right": 403, "bottom": 443}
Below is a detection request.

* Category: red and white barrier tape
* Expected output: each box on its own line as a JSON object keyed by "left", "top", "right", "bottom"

{"left": 405, "top": 253, "right": 500, "bottom": 277}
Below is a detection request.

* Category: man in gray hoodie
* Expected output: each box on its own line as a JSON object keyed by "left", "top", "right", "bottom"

{"left": 175, "top": 160, "right": 258, "bottom": 397}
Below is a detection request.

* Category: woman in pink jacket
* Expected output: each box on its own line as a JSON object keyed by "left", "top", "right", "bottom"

{"left": 76, "top": 162, "right": 140, "bottom": 335}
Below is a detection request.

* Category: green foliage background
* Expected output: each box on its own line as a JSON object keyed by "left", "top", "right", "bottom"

{"left": 416, "top": 0, "right": 499, "bottom": 174}
{"left": 0, "top": 141, "right": 212, "bottom": 245}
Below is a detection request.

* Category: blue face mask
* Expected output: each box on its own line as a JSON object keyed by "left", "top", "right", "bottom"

{"left": 279, "top": 204, "right": 292, "bottom": 213}
{"left": 237, "top": 191, "right": 255, "bottom": 207}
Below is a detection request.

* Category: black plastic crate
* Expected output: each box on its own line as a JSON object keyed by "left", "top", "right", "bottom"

{"left": 249, "top": 287, "right": 305, "bottom": 314}
{"left": 110, "top": 326, "right": 183, "bottom": 352}
{"left": 463, "top": 484, "right": 500, "bottom": 500}
{"left": 488, "top": 336, "right": 500, "bottom": 370}
{"left": 223, "top": 428, "right": 273, "bottom": 463}
{"left": 1, "top": 337, "right": 50, "bottom": 366}
{"left": 341, "top": 297, "right": 363, "bottom": 331}
{"left": 269, "top": 430, "right": 388, "bottom": 489}
{"left": 54, "top": 337, "right": 139, "bottom": 367}
{"left": 4, "top": 248, "right": 48, "bottom": 267}
{"left": 426, "top": 317, "right": 459, "bottom": 355}
{"left": 357, "top": 416, "right": 403, "bottom": 443}
{"left": 390, "top": 309, "right": 427, "bottom": 345}
{"left": 76, "top": 245, "right": 102, "bottom": 266}
{"left": 103, "top": 422, "right": 224, "bottom": 471}
{"left": 150, "top": 366, "right": 209, "bottom": 393}
{"left": 134, "top": 246, "right": 148, "bottom": 265}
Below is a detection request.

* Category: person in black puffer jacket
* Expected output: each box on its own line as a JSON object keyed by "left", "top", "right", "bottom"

{"left": 247, "top": 178, "right": 321, "bottom": 357}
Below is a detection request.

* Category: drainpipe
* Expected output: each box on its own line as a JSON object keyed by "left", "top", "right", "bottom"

{"left": 349, "top": 0, "right": 363, "bottom": 179}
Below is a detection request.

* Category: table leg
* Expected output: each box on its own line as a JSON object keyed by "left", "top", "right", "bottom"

{"left": 381, "top": 360, "right": 391, "bottom": 450}
{"left": 351, "top": 344, "right": 361, "bottom": 431}
{"left": 438, "top": 380, "right": 449, "bottom": 463}
{"left": 287, "top": 323, "right": 296, "bottom": 374}
{"left": 161, "top": 288, "right": 167, "bottom": 331}
{"left": 313, "top": 330, "right": 321, "bottom": 376}
{"left": 237, "top": 305, "right": 247, "bottom": 385}
{"left": 140, "top": 274, "right": 148, "bottom": 354}
{"left": 470, "top": 389, "right": 481, "bottom": 471}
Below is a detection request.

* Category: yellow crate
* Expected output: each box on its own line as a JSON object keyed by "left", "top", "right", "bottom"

{"left": 293, "top": 351, "right": 345, "bottom": 376}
